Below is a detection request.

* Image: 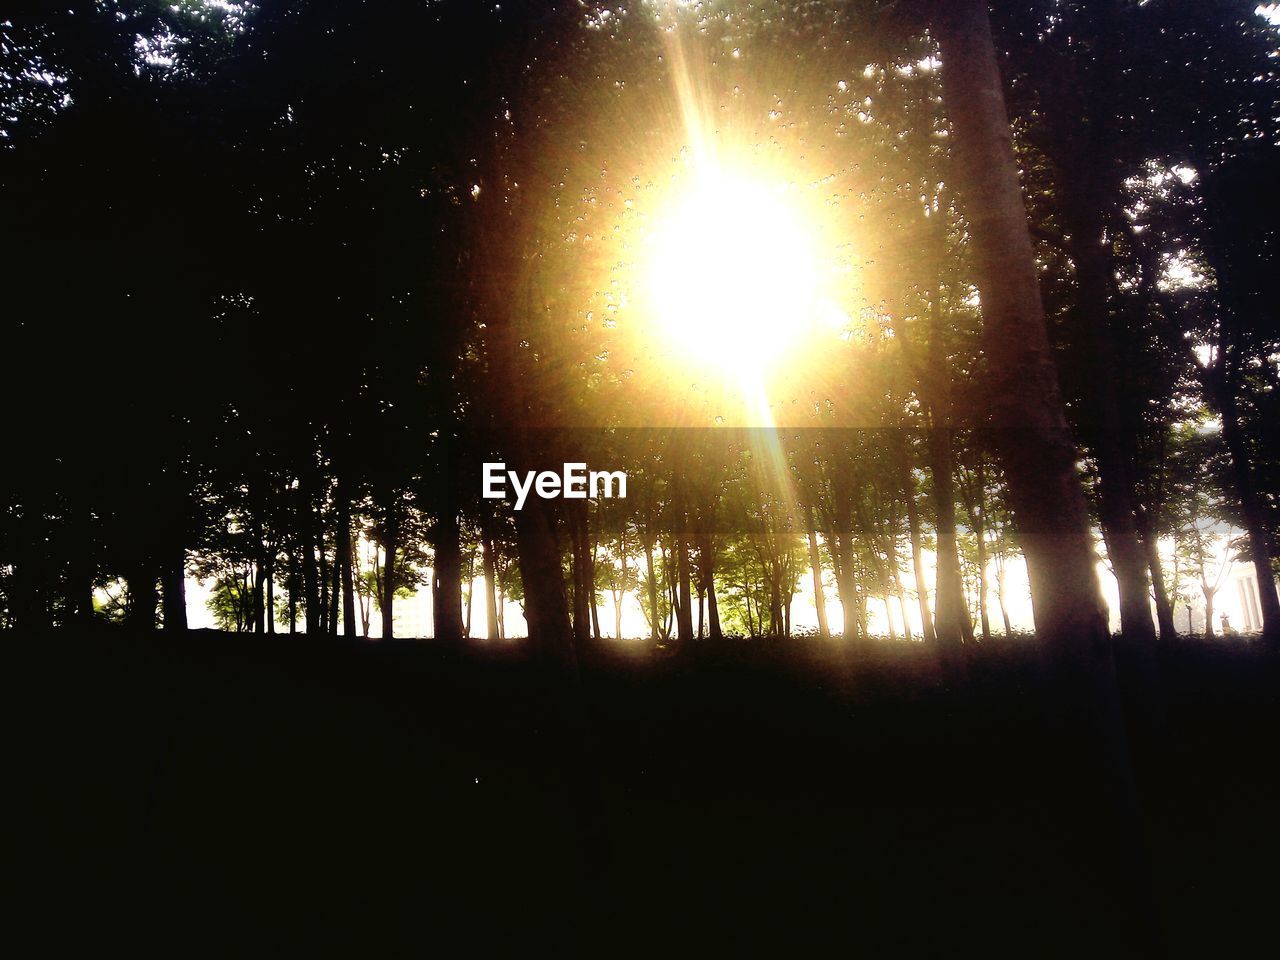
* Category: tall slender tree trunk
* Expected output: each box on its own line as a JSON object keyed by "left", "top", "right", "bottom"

{"left": 253, "top": 556, "right": 267, "bottom": 633}
{"left": 266, "top": 558, "right": 276, "bottom": 635}
{"left": 317, "top": 531, "right": 331, "bottom": 636}
{"left": 381, "top": 509, "right": 399, "bottom": 641}
{"left": 432, "top": 506, "right": 465, "bottom": 645}
{"left": 73, "top": 565, "right": 96, "bottom": 627}
{"left": 832, "top": 533, "right": 859, "bottom": 640}
{"left": 1136, "top": 508, "right": 1177, "bottom": 642}
{"left": 995, "top": 552, "right": 1014, "bottom": 636}
{"left": 479, "top": 212, "right": 575, "bottom": 665}
{"left": 589, "top": 549, "right": 604, "bottom": 645}
{"left": 1215, "top": 383, "right": 1280, "bottom": 644}
{"left": 338, "top": 494, "right": 356, "bottom": 639}
{"left": 566, "top": 501, "right": 592, "bottom": 649}
{"left": 328, "top": 538, "right": 341, "bottom": 636}
{"left": 973, "top": 459, "right": 992, "bottom": 642}
{"left": 671, "top": 466, "right": 694, "bottom": 645}
{"left": 925, "top": 290, "right": 970, "bottom": 649}
{"left": 698, "top": 533, "right": 723, "bottom": 641}
{"left": 928, "top": 423, "right": 968, "bottom": 647}
{"left": 464, "top": 573, "right": 474, "bottom": 638}
{"left": 643, "top": 538, "right": 660, "bottom": 644}
{"left": 932, "top": 11, "right": 1146, "bottom": 927}
{"left": 1061, "top": 198, "right": 1157, "bottom": 650}
{"left": 513, "top": 500, "right": 573, "bottom": 663}
{"left": 71, "top": 504, "right": 96, "bottom": 627}
{"left": 903, "top": 464, "right": 936, "bottom": 643}
{"left": 666, "top": 459, "right": 693, "bottom": 646}
{"left": 302, "top": 492, "right": 321, "bottom": 636}
{"left": 127, "top": 566, "right": 157, "bottom": 630}
{"left": 287, "top": 544, "right": 298, "bottom": 635}
{"left": 770, "top": 559, "right": 785, "bottom": 637}
{"left": 935, "top": 0, "right": 1117, "bottom": 659}
{"left": 675, "top": 534, "right": 694, "bottom": 644}
{"left": 806, "top": 504, "right": 831, "bottom": 641}
{"left": 162, "top": 547, "right": 187, "bottom": 632}
{"left": 483, "top": 535, "right": 500, "bottom": 640}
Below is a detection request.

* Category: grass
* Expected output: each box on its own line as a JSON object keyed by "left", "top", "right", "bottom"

{"left": 5, "top": 626, "right": 1275, "bottom": 953}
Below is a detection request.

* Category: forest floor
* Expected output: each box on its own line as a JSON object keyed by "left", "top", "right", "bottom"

{"left": 7, "top": 627, "right": 1277, "bottom": 954}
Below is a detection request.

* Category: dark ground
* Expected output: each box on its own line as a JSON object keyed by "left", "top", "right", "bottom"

{"left": 6, "top": 628, "right": 1277, "bottom": 954}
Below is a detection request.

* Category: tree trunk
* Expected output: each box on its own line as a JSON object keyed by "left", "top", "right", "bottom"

{"left": 832, "top": 533, "right": 859, "bottom": 640}
{"left": 806, "top": 504, "right": 831, "bottom": 641}
{"left": 973, "top": 460, "right": 991, "bottom": 642}
{"left": 302, "top": 495, "right": 321, "bottom": 636}
{"left": 588, "top": 524, "right": 604, "bottom": 644}
{"left": 1136, "top": 509, "right": 1177, "bottom": 642}
{"left": 317, "top": 529, "right": 331, "bottom": 636}
{"left": 126, "top": 567, "right": 157, "bottom": 630}
{"left": 924, "top": 282, "right": 971, "bottom": 649}
{"left": 328, "top": 537, "right": 341, "bottom": 636}
{"left": 464, "top": 575, "right": 473, "bottom": 638}
{"left": 1216, "top": 383, "right": 1280, "bottom": 644}
{"left": 904, "top": 465, "right": 936, "bottom": 643}
{"left": 995, "top": 554, "right": 1015, "bottom": 636}
{"left": 935, "top": 0, "right": 1117, "bottom": 659}
{"left": 566, "top": 501, "right": 591, "bottom": 649}
{"left": 338, "top": 495, "right": 356, "bottom": 639}
{"left": 497, "top": 576, "right": 507, "bottom": 640}
{"left": 933, "top": 6, "right": 1144, "bottom": 914}
{"left": 381, "top": 509, "right": 399, "bottom": 641}
{"left": 70, "top": 506, "right": 96, "bottom": 627}
{"left": 513, "top": 499, "right": 573, "bottom": 664}
{"left": 253, "top": 556, "right": 267, "bottom": 633}
{"left": 287, "top": 544, "right": 298, "bottom": 634}
{"left": 643, "top": 538, "right": 660, "bottom": 644}
{"left": 707, "top": 580, "right": 721, "bottom": 641}
{"left": 1061, "top": 197, "right": 1157, "bottom": 650}
{"left": 672, "top": 470, "right": 695, "bottom": 645}
{"left": 162, "top": 547, "right": 187, "bottom": 632}
{"left": 928, "top": 423, "right": 968, "bottom": 647}
{"left": 698, "top": 533, "right": 723, "bottom": 641}
{"left": 432, "top": 507, "right": 465, "bottom": 645}
{"left": 483, "top": 535, "right": 500, "bottom": 640}
{"left": 675, "top": 534, "right": 694, "bottom": 643}
{"left": 266, "top": 557, "right": 276, "bottom": 635}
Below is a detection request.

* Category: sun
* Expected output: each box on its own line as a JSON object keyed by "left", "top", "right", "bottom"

{"left": 646, "top": 171, "right": 828, "bottom": 374}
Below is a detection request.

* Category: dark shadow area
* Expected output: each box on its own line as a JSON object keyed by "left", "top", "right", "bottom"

{"left": 6, "top": 630, "right": 1276, "bottom": 953}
